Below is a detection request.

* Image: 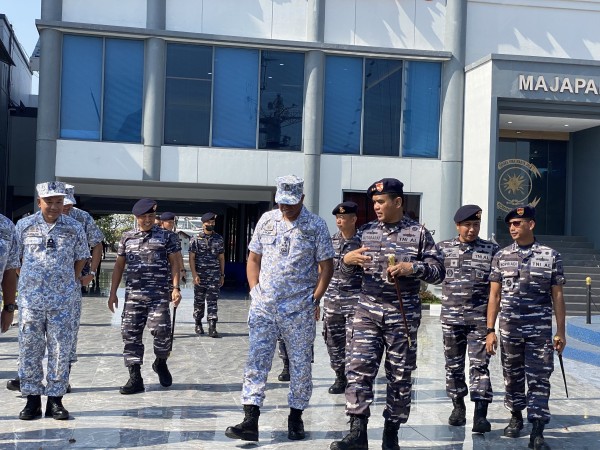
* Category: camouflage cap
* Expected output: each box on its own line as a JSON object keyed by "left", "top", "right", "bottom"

{"left": 36, "top": 181, "right": 67, "bottom": 198}
{"left": 64, "top": 184, "right": 77, "bottom": 205}
{"left": 275, "top": 175, "right": 304, "bottom": 205}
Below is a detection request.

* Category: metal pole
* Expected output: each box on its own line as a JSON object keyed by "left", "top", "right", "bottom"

{"left": 586, "top": 276, "right": 592, "bottom": 325}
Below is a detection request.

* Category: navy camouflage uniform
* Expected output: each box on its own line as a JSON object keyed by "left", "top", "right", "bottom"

{"left": 437, "top": 237, "right": 499, "bottom": 402}
{"left": 0, "top": 213, "right": 19, "bottom": 290}
{"left": 15, "top": 211, "right": 89, "bottom": 396}
{"left": 118, "top": 225, "right": 181, "bottom": 366}
{"left": 189, "top": 230, "right": 224, "bottom": 323}
{"left": 322, "top": 230, "right": 361, "bottom": 373}
{"left": 342, "top": 217, "right": 444, "bottom": 423}
{"left": 489, "top": 240, "right": 566, "bottom": 423}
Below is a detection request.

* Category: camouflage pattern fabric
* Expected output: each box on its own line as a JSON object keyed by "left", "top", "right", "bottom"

{"left": 341, "top": 216, "right": 444, "bottom": 423}
{"left": 489, "top": 240, "right": 566, "bottom": 423}
{"left": 189, "top": 230, "right": 224, "bottom": 322}
{"left": 0, "top": 214, "right": 19, "bottom": 284}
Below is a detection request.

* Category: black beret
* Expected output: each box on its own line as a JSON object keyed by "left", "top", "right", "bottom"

{"left": 454, "top": 205, "right": 482, "bottom": 223}
{"left": 201, "top": 212, "right": 217, "bottom": 222}
{"left": 132, "top": 198, "right": 157, "bottom": 216}
{"left": 505, "top": 206, "right": 536, "bottom": 223}
{"left": 367, "top": 178, "right": 404, "bottom": 198}
{"left": 332, "top": 201, "right": 358, "bottom": 215}
{"left": 160, "top": 212, "right": 176, "bottom": 221}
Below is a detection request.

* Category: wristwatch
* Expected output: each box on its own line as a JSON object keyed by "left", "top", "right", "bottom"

{"left": 3, "top": 304, "right": 17, "bottom": 312}
{"left": 172, "top": 285, "right": 181, "bottom": 290}
{"left": 411, "top": 262, "right": 419, "bottom": 274}
{"left": 486, "top": 327, "right": 496, "bottom": 335}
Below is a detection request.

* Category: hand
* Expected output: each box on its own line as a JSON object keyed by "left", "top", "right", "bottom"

{"left": 1, "top": 310, "right": 14, "bottom": 333}
{"left": 387, "top": 262, "right": 414, "bottom": 279}
{"left": 314, "top": 304, "right": 321, "bottom": 321}
{"left": 486, "top": 332, "right": 497, "bottom": 355}
{"left": 108, "top": 293, "right": 119, "bottom": 313}
{"left": 171, "top": 289, "right": 182, "bottom": 307}
{"left": 343, "top": 246, "right": 371, "bottom": 266}
{"left": 80, "top": 274, "right": 94, "bottom": 286}
{"left": 193, "top": 275, "right": 201, "bottom": 286}
{"left": 553, "top": 334, "right": 567, "bottom": 354}
{"left": 220, "top": 275, "right": 225, "bottom": 287}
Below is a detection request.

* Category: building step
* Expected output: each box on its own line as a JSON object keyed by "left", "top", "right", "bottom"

{"left": 536, "top": 235, "right": 590, "bottom": 242}
{"left": 564, "top": 317, "right": 600, "bottom": 366}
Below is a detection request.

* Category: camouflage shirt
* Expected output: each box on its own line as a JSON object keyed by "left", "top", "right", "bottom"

{"left": 437, "top": 237, "right": 499, "bottom": 326}
{"left": 323, "top": 231, "right": 362, "bottom": 311}
{"left": 0, "top": 214, "right": 19, "bottom": 285}
{"left": 189, "top": 230, "right": 224, "bottom": 273}
{"left": 66, "top": 207, "right": 105, "bottom": 247}
{"left": 489, "top": 240, "right": 566, "bottom": 327}
{"left": 118, "top": 225, "right": 181, "bottom": 298}
{"left": 15, "top": 212, "right": 89, "bottom": 310}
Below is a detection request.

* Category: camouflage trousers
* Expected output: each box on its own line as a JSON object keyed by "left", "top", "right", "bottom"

{"left": 500, "top": 329, "right": 554, "bottom": 423}
{"left": 345, "top": 297, "right": 420, "bottom": 423}
{"left": 121, "top": 296, "right": 172, "bottom": 366}
{"left": 277, "top": 336, "right": 314, "bottom": 363}
{"left": 442, "top": 323, "right": 492, "bottom": 402}
{"left": 193, "top": 280, "right": 220, "bottom": 322}
{"left": 70, "top": 298, "right": 82, "bottom": 363}
{"left": 18, "top": 306, "right": 74, "bottom": 396}
{"left": 242, "top": 305, "right": 316, "bottom": 410}
{"left": 322, "top": 307, "right": 355, "bottom": 372}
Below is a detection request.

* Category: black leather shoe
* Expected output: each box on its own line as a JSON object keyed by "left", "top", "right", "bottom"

{"left": 45, "top": 396, "right": 69, "bottom": 420}
{"left": 288, "top": 408, "right": 305, "bottom": 440}
{"left": 19, "top": 395, "right": 42, "bottom": 420}
{"left": 6, "top": 377, "right": 21, "bottom": 392}
{"left": 195, "top": 323, "right": 204, "bottom": 335}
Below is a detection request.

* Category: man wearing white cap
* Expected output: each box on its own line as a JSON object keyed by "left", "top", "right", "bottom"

{"left": 14, "top": 181, "right": 89, "bottom": 420}
{"left": 226, "top": 175, "right": 334, "bottom": 442}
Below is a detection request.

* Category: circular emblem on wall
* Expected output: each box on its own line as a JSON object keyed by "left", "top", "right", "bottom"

{"left": 496, "top": 159, "right": 541, "bottom": 213}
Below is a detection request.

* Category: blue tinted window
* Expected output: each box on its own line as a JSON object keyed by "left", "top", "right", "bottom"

{"left": 60, "top": 35, "right": 103, "bottom": 140}
{"left": 258, "top": 51, "right": 304, "bottom": 151}
{"left": 212, "top": 48, "right": 259, "bottom": 148}
{"left": 402, "top": 61, "right": 441, "bottom": 158}
{"left": 363, "top": 59, "right": 403, "bottom": 156}
{"left": 165, "top": 44, "right": 213, "bottom": 146}
{"left": 323, "top": 56, "right": 362, "bottom": 154}
{"left": 102, "top": 39, "right": 144, "bottom": 142}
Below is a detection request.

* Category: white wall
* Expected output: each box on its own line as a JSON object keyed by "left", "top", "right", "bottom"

{"left": 62, "top": 0, "right": 147, "bottom": 28}
{"left": 466, "top": 0, "right": 600, "bottom": 65}
{"left": 324, "top": 0, "right": 445, "bottom": 51}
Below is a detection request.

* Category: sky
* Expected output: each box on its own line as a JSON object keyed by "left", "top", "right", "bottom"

{"left": 1, "top": 0, "right": 42, "bottom": 92}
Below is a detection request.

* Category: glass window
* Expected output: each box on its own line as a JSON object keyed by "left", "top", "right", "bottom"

{"left": 164, "top": 44, "right": 213, "bottom": 146}
{"left": 102, "top": 39, "right": 144, "bottom": 143}
{"left": 212, "top": 48, "right": 259, "bottom": 148}
{"left": 258, "top": 51, "right": 304, "bottom": 151}
{"left": 323, "top": 56, "right": 362, "bottom": 154}
{"left": 362, "top": 58, "right": 402, "bottom": 156}
{"left": 60, "top": 35, "right": 103, "bottom": 140}
{"left": 402, "top": 61, "right": 441, "bottom": 158}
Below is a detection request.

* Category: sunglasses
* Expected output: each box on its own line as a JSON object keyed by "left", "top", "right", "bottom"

{"left": 507, "top": 220, "right": 529, "bottom": 227}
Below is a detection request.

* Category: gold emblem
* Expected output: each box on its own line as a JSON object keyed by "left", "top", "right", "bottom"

{"left": 517, "top": 207, "right": 524, "bottom": 216}
{"left": 375, "top": 181, "right": 384, "bottom": 192}
{"left": 339, "top": 206, "right": 345, "bottom": 213}
{"left": 475, "top": 210, "right": 482, "bottom": 219}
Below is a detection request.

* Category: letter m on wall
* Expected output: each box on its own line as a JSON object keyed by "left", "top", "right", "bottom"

{"left": 519, "top": 75, "right": 534, "bottom": 91}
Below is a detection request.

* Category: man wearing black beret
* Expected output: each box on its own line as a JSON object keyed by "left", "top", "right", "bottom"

{"left": 321, "top": 201, "right": 362, "bottom": 395}
{"left": 108, "top": 198, "right": 182, "bottom": 394}
{"left": 331, "top": 178, "right": 444, "bottom": 450}
{"left": 160, "top": 212, "right": 187, "bottom": 284}
{"left": 486, "top": 206, "right": 566, "bottom": 450}
{"left": 436, "top": 205, "right": 499, "bottom": 432}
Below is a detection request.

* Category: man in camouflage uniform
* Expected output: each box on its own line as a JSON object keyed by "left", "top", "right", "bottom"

{"left": 436, "top": 205, "right": 499, "bottom": 432}
{"left": 0, "top": 213, "right": 19, "bottom": 334}
{"left": 331, "top": 178, "right": 444, "bottom": 450}
{"left": 160, "top": 212, "right": 186, "bottom": 284}
{"left": 189, "top": 212, "right": 225, "bottom": 337}
{"left": 15, "top": 182, "right": 89, "bottom": 420}
{"left": 486, "top": 206, "right": 566, "bottom": 450}
{"left": 322, "top": 201, "right": 361, "bottom": 394}
{"left": 108, "top": 198, "right": 182, "bottom": 394}
{"left": 226, "top": 175, "right": 334, "bottom": 442}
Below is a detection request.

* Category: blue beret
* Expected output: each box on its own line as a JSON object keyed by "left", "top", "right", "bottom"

{"left": 505, "top": 206, "right": 535, "bottom": 223}
{"left": 454, "top": 205, "right": 482, "bottom": 223}
{"left": 332, "top": 201, "right": 358, "bottom": 215}
{"left": 132, "top": 198, "right": 157, "bottom": 216}
{"left": 201, "top": 212, "right": 216, "bottom": 222}
{"left": 367, "top": 178, "right": 404, "bottom": 198}
{"left": 160, "top": 212, "right": 176, "bottom": 221}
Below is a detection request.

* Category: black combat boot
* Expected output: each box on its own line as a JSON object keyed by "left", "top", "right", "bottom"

{"left": 471, "top": 401, "right": 491, "bottom": 433}
{"left": 120, "top": 364, "right": 145, "bottom": 395}
{"left": 225, "top": 404, "right": 260, "bottom": 441}
{"left": 328, "top": 369, "right": 348, "bottom": 394}
{"left": 528, "top": 419, "right": 551, "bottom": 450}
{"left": 288, "top": 407, "right": 305, "bottom": 440}
{"left": 382, "top": 420, "right": 400, "bottom": 450}
{"left": 45, "top": 396, "right": 69, "bottom": 420}
{"left": 66, "top": 364, "right": 72, "bottom": 394}
{"left": 208, "top": 320, "right": 219, "bottom": 338}
{"left": 448, "top": 397, "right": 466, "bottom": 426}
{"left": 6, "top": 376, "right": 20, "bottom": 392}
{"left": 278, "top": 360, "right": 290, "bottom": 382}
{"left": 19, "top": 394, "right": 42, "bottom": 420}
{"left": 330, "top": 414, "right": 368, "bottom": 450}
{"left": 504, "top": 410, "right": 524, "bottom": 438}
{"left": 152, "top": 357, "right": 173, "bottom": 387}
{"left": 195, "top": 322, "right": 204, "bottom": 335}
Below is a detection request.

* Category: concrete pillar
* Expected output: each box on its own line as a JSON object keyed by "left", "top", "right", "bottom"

{"left": 438, "top": 0, "right": 467, "bottom": 240}
{"left": 142, "top": 1, "right": 166, "bottom": 180}
{"left": 35, "top": 0, "right": 63, "bottom": 189}
{"left": 302, "top": 0, "right": 325, "bottom": 214}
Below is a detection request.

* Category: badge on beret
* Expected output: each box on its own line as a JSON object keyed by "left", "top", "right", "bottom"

{"left": 375, "top": 182, "right": 384, "bottom": 192}
{"left": 476, "top": 211, "right": 482, "bottom": 219}
{"left": 339, "top": 206, "right": 345, "bottom": 213}
{"left": 517, "top": 207, "right": 524, "bottom": 216}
